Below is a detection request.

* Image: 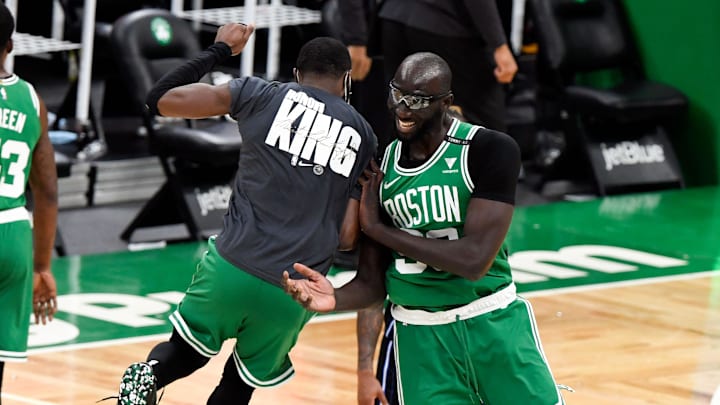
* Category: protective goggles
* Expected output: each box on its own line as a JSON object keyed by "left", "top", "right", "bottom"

{"left": 388, "top": 81, "right": 452, "bottom": 110}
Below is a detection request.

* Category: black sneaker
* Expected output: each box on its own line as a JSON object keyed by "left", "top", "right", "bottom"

{"left": 117, "top": 362, "right": 158, "bottom": 405}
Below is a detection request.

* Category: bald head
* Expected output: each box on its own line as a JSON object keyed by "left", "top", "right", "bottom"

{"left": 395, "top": 52, "right": 452, "bottom": 94}
{"left": 388, "top": 52, "right": 454, "bottom": 143}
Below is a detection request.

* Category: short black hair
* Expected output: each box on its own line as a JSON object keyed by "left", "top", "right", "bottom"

{"left": 0, "top": 4, "right": 14, "bottom": 48}
{"left": 295, "top": 37, "right": 351, "bottom": 79}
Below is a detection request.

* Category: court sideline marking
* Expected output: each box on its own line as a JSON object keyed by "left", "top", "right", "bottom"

{"left": 23, "top": 268, "right": 719, "bottom": 356}
{"left": 5, "top": 269, "right": 718, "bottom": 404}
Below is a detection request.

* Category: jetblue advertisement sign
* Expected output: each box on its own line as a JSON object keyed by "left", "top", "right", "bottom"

{"left": 183, "top": 184, "right": 231, "bottom": 235}
{"left": 586, "top": 131, "right": 683, "bottom": 190}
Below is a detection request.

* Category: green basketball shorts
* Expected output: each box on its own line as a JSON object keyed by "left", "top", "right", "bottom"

{"left": 169, "top": 236, "right": 315, "bottom": 388}
{"left": 0, "top": 216, "right": 33, "bottom": 362}
{"left": 392, "top": 288, "right": 565, "bottom": 404}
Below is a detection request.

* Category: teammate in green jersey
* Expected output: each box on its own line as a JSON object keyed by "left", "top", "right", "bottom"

{"left": 0, "top": 3, "right": 59, "bottom": 398}
{"left": 283, "top": 52, "right": 567, "bottom": 404}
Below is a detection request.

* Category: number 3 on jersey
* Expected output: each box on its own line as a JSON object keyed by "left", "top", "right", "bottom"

{"left": 395, "top": 227, "right": 459, "bottom": 274}
{"left": 0, "top": 138, "right": 31, "bottom": 198}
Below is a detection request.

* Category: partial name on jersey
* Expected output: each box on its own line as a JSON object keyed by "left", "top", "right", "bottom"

{"left": 0, "top": 107, "right": 27, "bottom": 134}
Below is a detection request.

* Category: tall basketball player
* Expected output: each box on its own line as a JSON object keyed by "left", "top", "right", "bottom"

{"left": 283, "top": 52, "right": 567, "bottom": 405}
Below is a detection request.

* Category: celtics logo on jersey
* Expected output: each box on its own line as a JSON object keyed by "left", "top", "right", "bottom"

{"left": 150, "top": 17, "right": 172, "bottom": 45}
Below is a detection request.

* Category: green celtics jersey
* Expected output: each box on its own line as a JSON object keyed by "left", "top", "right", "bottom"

{"left": 379, "top": 118, "right": 513, "bottom": 310}
{"left": 0, "top": 75, "right": 41, "bottom": 211}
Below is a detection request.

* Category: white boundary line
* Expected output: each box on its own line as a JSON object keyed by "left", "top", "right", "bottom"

{"left": 711, "top": 384, "right": 720, "bottom": 405}
{"left": 27, "top": 333, "right": 172, "bottom": 355}
{"left": 522, "top": 269, "right": 720, "bottom": 297}
{"left": 24, "top": 269, "right": 720, "bottom": 357}
{"left": 25, "top": 314, "right": 359, "bottom": 357}
{"left": 0, "top": 393, "right": 57, "bottom": 405}
{"left": 309, "top": 312, "right": 357, "bottom": 324}
{"left": 9, "top": 270, "right": 719, "bottom": 404}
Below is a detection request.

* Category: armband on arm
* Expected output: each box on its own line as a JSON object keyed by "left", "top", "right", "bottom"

{"left": 145, "top": 42, "right": 232, "bottom": 116}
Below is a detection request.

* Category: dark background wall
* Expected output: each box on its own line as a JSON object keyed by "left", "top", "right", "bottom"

{"left": 623, "top": 0, "right": 720, "bottom": 186}
{"left": 12, "top": 0, "right": 720, "bottom": 186}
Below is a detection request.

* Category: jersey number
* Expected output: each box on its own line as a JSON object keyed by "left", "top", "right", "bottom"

{"left": 395, "top": 227, "right": 459, "bottom": 274}
{"left": 0, "top": 139, "right": 31, "bottom": 198}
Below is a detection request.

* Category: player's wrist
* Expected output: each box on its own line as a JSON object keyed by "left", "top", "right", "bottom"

{"left": 210, "top": 41, "right": 233, "bottom": 59}
{"left": 361, "top": 221, "right": 384, "bottom": 241}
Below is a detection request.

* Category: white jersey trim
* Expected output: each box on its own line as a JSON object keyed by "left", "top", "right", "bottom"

{"left": 169, "top": 310, "right": 218, "bottom": 357}
{"left": 26, "top": 82, "right": 40, "bottom": 117}
{"left": 0, "top": 74, "right": 18, "bottom": 85}
{"left": 391, "top": 141, "right": 450, "bottom": 176}
{"left": 460, "top": 123, "right": 479, "bottom": 191}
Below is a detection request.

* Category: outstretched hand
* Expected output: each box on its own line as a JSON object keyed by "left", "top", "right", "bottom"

{"left": 215, "top": 23, "right": 256, "bottom": 56}
{"left": 358, "top": 160, "right": 384, "bottom": 237}
{"left": 281, "top": 263, "right": 336, "bottom": 313}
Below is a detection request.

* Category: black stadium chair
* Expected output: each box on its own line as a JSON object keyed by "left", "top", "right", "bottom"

{"left": 110, "top": 8, "right": 242, "bottom": 243}
{"left": 53, "top": 150, "right": 73, "bottom": 256}
{"left": 528, "top": 0, "right": 688, "bottom": 196}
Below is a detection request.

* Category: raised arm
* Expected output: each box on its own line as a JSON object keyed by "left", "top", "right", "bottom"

{"left": 145, "top": 23, "right": 255, "bottom": 119}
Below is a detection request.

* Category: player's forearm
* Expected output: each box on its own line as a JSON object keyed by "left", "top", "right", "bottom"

{"left": 338, "top": 198, "right": 360, "bottom": 251}
{"left": 28, "top": 131, "right": 58, "bottom": 273}
{"left": 357, "top": 301, "right": 384, "bottom": 371}
{"left": 145, "top": 42, "right": 231, "bottom": 116}
{"left": 32, "top": 196, "right": 57, "bottom": 272}
{"left": 334, "top": 278, "right": 385, "bottom": 312}
{"left": 365, "top": 224, "right": 500, "bottom": 281}
{"left": 335, "top": 236, "right": 389, "bottom": 311}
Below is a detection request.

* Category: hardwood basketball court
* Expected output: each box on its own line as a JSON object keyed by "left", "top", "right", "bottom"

{"left": 3, "top": 186, "right": 720, "bottom": 404}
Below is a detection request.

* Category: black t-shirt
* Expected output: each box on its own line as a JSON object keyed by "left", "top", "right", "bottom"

{"left": 215, "top": 77, "right": 377, "bottom": 287}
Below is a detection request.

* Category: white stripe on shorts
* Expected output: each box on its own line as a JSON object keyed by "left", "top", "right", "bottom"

{"left": 0, "top": 207, "right": 30, "bottom": 224}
